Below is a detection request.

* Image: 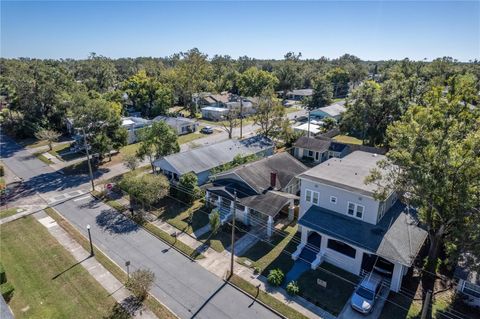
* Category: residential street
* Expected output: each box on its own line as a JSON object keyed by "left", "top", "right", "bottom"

{"left": 0, "top": 131, "right": 281, "bottom": 319}
{"left": 54, "top": 195, "right": 280, "bottom": 319}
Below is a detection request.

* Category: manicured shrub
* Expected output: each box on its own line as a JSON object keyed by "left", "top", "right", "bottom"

{"left": 267, "top": 268, "right": 284, "bottom": 286}
{"left": 0, "top": 263, "right": 6, "bottom": 284}
{"left": 0, "top": 282, "right": 14, "bottom": 302}
{"left": 286, "top": 280, "right": 300, "bottom": 296}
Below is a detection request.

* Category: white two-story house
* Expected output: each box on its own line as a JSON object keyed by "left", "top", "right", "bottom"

{"left": 292, "top": 151, "right": 428, "bottom": 292}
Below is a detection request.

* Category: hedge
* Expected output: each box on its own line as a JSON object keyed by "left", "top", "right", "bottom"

{"left": 0, "top": 282, "right": 14, "bottom": 302}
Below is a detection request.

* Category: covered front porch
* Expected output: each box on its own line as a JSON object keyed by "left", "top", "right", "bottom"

{"left": 205, "top": 188, "right": 297, "bottom": 238}
{"left": 292, "top": 225, "right": 408, "bottom": 292}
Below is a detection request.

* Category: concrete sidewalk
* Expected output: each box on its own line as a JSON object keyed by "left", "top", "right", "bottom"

{"left": 34, "top": 210, "right": 160, "bottom": 319}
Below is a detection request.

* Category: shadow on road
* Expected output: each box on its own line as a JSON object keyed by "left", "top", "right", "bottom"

{"left": 190, "top": 281, "right": 228, "bottom": 318}
{"left": 96, "top": 209, "right": 140, "bottom": 234}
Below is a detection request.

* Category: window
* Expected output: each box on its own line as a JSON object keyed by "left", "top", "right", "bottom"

{"left": 305, "top": 189, "right": 319, "bottom": 205}
{"left": 330, "top": 196, "right": 337, "bottom": 204}
{"left": 312, "top": 192, "right": 319, "bottom": 205}
{"left": 315, "top": 152, "right": 319, "bottom": 161}
{"left": 347, "top": 202, "right": 364, "bottom": 220}
{"left": 308, "top": 150, "right": 314, "bottom": 157}
{"left": 327, "top": 239, "right": 356, "bottom": 258}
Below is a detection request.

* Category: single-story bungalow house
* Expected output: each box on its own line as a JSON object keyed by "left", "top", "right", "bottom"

{"left": 205, "top": 152, "right": 308, "bottom": 235}
{"left": 286, "top": 89, "right": 313, "bottom": 101}
{"left": 198, "top": 92, "right": 256, "bottom": 121}
{"left": 153, "top": 116, "right": 198, "bottom": 135}
{"left": 455, "top": 255, "right": 480, "bottom": 308}
{"left": 293, "top": 121, "right": 323, "bottom": 136}
{"left": 311, "top": 100, "right": 346, "bottom": 121}
{"left": 153, "top": 135, "right": 274, "bottom": 185}
{"left": 292, "top": 136, "right": 350, "bottom": 165}
{"left": 122, "top": 117, "right": 153, "bottom": 144}
{"left": 293, "top": 151, "right": 428, "bottom": 292}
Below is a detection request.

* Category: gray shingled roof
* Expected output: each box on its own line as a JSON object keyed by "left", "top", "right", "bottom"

{"left": 153, "top": 136, "right": 273, "bottom": 175}
{"left": 298, "top": 151, "right": 387, "bottom": 197}
{"left": 298, "top": 202, "right": 427, "bottom": 266}
{"left": 216, "top": 152, "right": 308, "bottom": 194}
{"left": 293, "top": 136, "right": 331, "bottom": 153}
{"left": 239, "top": 192, "right": 292, "bottom": 217}
{"left": 315, "top": 100, "right": 346, "bottom": 117}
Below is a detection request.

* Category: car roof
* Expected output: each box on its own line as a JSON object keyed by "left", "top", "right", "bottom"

{"left": 360, "top": 273, "right": 382, "bottom": 290}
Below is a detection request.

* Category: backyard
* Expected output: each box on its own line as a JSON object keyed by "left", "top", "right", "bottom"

{"left": 332, "top": 134, "right": 363, "bottom": 145}
{"left": 0, "top": 216, "right": 116, "bottom": 318}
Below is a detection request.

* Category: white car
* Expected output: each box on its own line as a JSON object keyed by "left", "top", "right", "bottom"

{"left": 350, "top": 273, "right": 383, "bottom": 314}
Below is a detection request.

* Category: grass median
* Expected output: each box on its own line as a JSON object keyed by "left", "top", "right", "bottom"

{"left": 44, "top": 207, "right": 178, "bottom": 319}
{"left": 228, "top": 274, "right": 308, "bottom": 319}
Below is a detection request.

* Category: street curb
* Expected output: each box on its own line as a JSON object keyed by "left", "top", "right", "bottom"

{"left": 224, "top": 277, "right": 287, "bottom": 319}
{"left": 47, "top": 206, "right": 180, "bottom": 319}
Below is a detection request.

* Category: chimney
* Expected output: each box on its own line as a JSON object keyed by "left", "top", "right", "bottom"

{"left": 270, "top": 171, "right": 277, "bottom": 189}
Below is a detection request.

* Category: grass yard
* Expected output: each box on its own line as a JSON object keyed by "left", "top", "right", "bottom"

{"left": 228, "top": 274, "right": 309, "bottom": 319}
{"left": 0, "top": 216, "right": 116, "bottom": 318}
{"left": 0, "top": 208, "right": 18, "bottom": 219}
{"left": 237, "top": 223, "right": 298, "bottom": 275}
{"left": 297, "top": 262, "right": 359, "bottom": 316}
{"left": 48, "top": 143, "right": 85, "bottom": 161}
{"left": 34, "top": 151, "right": 54, "bottom": 165}
{"left": 197, "top": 224, "right": 244, "bottom": 253}
{"left": 155, "top": 198, "right": 210, "bottom": 234}
{"left": 177, "top": 130, "right": 208, "bottom": 145}
{"left": 333, "top": 135, "right": 363, "bottom": 145}
{"left": 16, "top": 137, "right": 50, "bottom": 149}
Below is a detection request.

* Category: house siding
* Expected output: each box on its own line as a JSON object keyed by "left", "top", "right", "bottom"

{"left": 299, "top": 178, "right": 380, "bottom": 225}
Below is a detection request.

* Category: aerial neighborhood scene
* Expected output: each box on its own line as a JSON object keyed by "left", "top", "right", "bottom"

{"left": 1, "top": 1, "right": 480, "bottom": 319}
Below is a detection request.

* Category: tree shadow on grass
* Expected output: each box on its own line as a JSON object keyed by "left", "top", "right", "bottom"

{"left": 103, "top": 296, "right": 145, "bottom": 319}
{"left": 96, "top": 209, "right": 140, "bottom": 234}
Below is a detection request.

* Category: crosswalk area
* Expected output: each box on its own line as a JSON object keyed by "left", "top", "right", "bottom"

{"left": 44, "top": 189, "right": 90, "bottom": 205}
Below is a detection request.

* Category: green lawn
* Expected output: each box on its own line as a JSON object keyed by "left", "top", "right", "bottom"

{"left": 0, "top": 216, "right": 116, "bottom": 318}
{"left": 48, "top": 143, "right": 85, "bottom": 161}
{"left": 228, "top": 274, "right": 309, "bottom": 319}
{"left": 155, "top": 198, "right": 210, "bottom": 234}
{"left": 0, "top": 208, "right": 18, "bottom": 219}
{"left": 237, "top": 223, "right": 298, "bottom": 274}
{"left": 297, "top": 262, "right": 359, "bottom": 316}
{"left": 333, "top": 135, "right": 363, "bottom": 145}
{"left": 16, "top": 138, "right": 50, "bottom": 149}
{"left": 34, "top": 151, "right": 54, "bottom": 165}
{"left": 177, "top": 130, "right": 207, "bottom": 145}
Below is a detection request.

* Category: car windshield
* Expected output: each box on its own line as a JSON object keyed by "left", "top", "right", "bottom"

{"left": 356, "top": 287, "right": 374, "bottom": 300}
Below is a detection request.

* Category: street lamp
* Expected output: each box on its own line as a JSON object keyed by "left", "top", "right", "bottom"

{"left": 86, "top": 224, "right": 94, "bottom": 256}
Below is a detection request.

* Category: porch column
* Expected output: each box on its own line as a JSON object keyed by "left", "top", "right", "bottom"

{"left": 390, "top": 263, "right": 405, "bottom": 292}
{"left": 288, "top": 201, "right": 295, "bottom": 221}
{"left": 230, "top": 200, "right": 235, "bottom": 214}
{"left": 243, "top": 206, "right": 250, "bottom": 225}
{"left": 267, "top": 216, "right": 273, "bottom": 237}
{"left": 301, "top": 226, "right": 308, "bottom": 244}
{"left": 216, "top": 196, "right": 221, "bottom": 208}
{"left": 319, "top": 233, "right": 328, "bottom": 254}
{"left": 205, "top": 191, "right": 210, "bottom": 207}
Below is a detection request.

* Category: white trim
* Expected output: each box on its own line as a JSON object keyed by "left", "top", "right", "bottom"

{"left": 347, "top": 201, "right": 365, "bottom": 220}
{"left": 305, "top": 188, "right": 319, "bottom": 205}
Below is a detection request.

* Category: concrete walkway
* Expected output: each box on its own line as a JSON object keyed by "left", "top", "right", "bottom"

{"left": 150, "top": 218, "right": 333, "bottom": 319}
{"left": 0, "top": 204, "right": 47, "bottom": 225}
{"left": 34, "top": 210, "right": 159, "bottom": 319}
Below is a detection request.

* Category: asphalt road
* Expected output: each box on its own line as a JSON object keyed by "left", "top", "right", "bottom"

{"left": 55, "top": 195, "right": 280, "bottom": 319}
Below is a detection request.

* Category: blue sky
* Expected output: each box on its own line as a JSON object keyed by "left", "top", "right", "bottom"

{"left": 1, "top": 1, "right": 479, "bottom": 61}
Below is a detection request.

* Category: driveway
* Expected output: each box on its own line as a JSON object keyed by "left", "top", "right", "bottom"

{"left": 54, "top": 195, "right": 280, "bottom": 319}
{"left": 337, "top": 285, "right": 389, "bottom": 319}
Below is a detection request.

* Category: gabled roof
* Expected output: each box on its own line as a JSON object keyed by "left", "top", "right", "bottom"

{"left": 299, "top": 202, "right": 428, "bottom": 266}
{"left": 239, "top": 192, "right": 292, "bottom": 217}
{"left": 298, "top": 151, "right": 387, "bottom": 197}
{"left": 215, "top": 152, "right": 308, "bottom": 194}
{"left": 287, "top": 89, "right": 313, "bottom": 96}
{"left": 293, "top": 136, "right": 331, "bottom": 153}
{"left": 153, "top": 136, "right": 274, "bottom": 175}
{"left": 153, "top": 116, "right": 197, "bottom": 126}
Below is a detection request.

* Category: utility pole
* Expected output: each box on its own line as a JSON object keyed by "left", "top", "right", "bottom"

{"left": 82, "top": 128, "right": 95, "bottom": 191}
{"left": 239, "top": 97, "right": 243, "bottom": 139}
{"left": 230, "top": 190, "right": 237, "bottom": 277}
{"left": 420, "top": 290, "right": 432, "bottom": 319}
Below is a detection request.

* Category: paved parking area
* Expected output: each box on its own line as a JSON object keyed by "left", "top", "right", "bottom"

{"left": 338, "top": 285, "right": 389, "bottom": 319}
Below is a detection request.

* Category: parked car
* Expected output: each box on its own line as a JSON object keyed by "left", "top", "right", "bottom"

{"left": 201, "top": 126, "right": 214, "bottom": 134}
{"left": 351, "top": 273, "right": 383, "bottom": 314}
{"left": 373, "top": 259, "right": 394, "bottom": 277}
